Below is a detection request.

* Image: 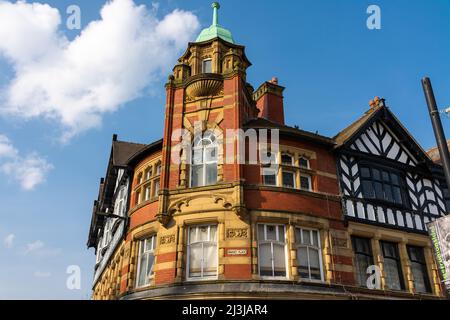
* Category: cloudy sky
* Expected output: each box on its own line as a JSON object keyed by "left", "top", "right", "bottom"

{"left": 0, "top": 0, "right": 449, "bottom": 299}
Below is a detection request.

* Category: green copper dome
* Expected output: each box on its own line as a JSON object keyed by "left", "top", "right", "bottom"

{"left": 196, "top": 2, "right": 235, "bottom": 44}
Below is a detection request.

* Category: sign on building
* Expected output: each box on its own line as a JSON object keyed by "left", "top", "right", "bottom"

{"left": 428, "top": 215, "right": 450, "bottom": 296}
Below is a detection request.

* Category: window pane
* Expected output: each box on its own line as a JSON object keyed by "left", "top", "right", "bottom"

{"left": 281, "top": 154, "right": 293, "bottom": 165}
{"left": 393, "top": 187, "right": 402, "bottom": 204}
{"left": 266, "top": 225, "right": 277, "bottom": 241}
{"left": 198, "top": 226, "right": 209, "bottom": 241}
{"left": 202, "top": 59, "right": 212, "bottom": 73}
{"left": 354, "top": 254, "right": 372, "bottom": 287}
{"left": 259, "top": 243, "right": 273, "bottom": 276}
{"left": 299, "top": 158, "right": 309, "bottom": 168}
{"left": 278, "top": 226, "right": 285, "bottom": 243}
{"left": 203, "top": 243, "right": 217, "bottom": 276}
{"left": 209, "top": 225, "right": 217, "bottom": 241}
{"left": 263, "top": 169, "right": 277, "bottom": 186}
{"left": 384, "top": 258, "right": 403, "bottom": 290}
{"left": 189, "top": 227, "right": 198, "bottom": 244}
{"left": 205, "top": 163, "right": 217, "bottom": 185}
{"left": 193, "top": 148, "right": 203, "bottom": 165}
{"left": 191, "top": 165, "right": 203, "bottom": 187}
{"left": 374, "top": 182, "right": 383, "bottom": 199}
{"left": 282, "top": 171, "right": 295, "bottom": 188}
{"left": 302, "top": 229, "right": 311, "bottom": 245}
{"left": 384, "top": 185, "right": 393, "bottom": 202}
{"left": 372, "top": 169, "right": 381, "bottom": 181}
{"left": 362, "top": 180, "right": 375, "bottom": 198}
{"left": 188, "top": 243, "right": 202, "bottom": 278}
{"left": 146, "top": 253, "right": 155, "bottom": 278}
{"left": 137, "top": 253, "right": 149, "bottom": 286}
{"left": 153, "top": 180, "right": 160, "bottom": 198}
{"left": 297, "top": 247, "right": 309, "bottom": 278}
{"left": 205, "top": 146, "right": 217, "bottom": 162}
{"left": 300, "top": 176, "right": 311, "bottom": 190}
{"left": 309, "top": 248, "right": 321, "bottom": 280}
{"left": 273, "top": 244, "right": 286, "bottom": 277}
{"left": 411, "top": 263, "right": 430, "bottom": 293}
{"left": 382, "top": 171, "right": 390, "bottom": 182}
{"left": 258, "top": 225, "right": 265, "bottom": 240}
{"left": 312, "top": 230, "right": 319, "bottom": 246}
{"left": 361, "top": 167, "right": 370, "bottom": 178}
{"left": 391, "top": 173, "right": 399, "bottom": 185}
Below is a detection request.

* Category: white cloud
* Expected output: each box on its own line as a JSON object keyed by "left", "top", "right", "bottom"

{"left": 23, "top": 240, "right": 61, "bottom": 257}
{"left": 0, "top": 134, "right": 53, "bottom": 190}
{"left": 4, "top": 233, "right": 15, "bottom": 249}
{"left": 33, "top": 271, "right": 51, "bottom": 278}
{"left": 24, "top": 240, "right": 45, "bottom": 254}
{"left": 0, "top": 0, "right": 200, "bottom": 142}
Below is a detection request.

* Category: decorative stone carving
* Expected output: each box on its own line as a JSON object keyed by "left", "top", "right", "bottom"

{"left": 160, "top": 234, "right": 176, "bottom": 245}
{"left": 226, "top": 228, "right": 248, "bottom": 239}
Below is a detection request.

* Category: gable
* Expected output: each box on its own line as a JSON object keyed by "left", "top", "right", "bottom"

{"left": 349, "top": 120, "right": 419, "bottom": 166}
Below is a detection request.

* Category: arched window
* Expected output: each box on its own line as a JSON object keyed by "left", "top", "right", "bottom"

{"left": 191, "top": 131, "right": 218, "bottom": 187}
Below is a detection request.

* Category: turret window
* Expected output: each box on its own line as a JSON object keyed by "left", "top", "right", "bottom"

{"left": 202, "top": 59, "right": 212, "bottom": 73}
{"left": 191, "top": 131, "right": 218, "bottom": 187}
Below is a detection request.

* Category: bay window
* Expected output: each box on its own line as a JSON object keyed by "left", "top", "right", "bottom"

{"left": 187, "top": 225, "right": 218, "bottom": 280}
{"left": 136, "top": 235, "right": 156, "bottom": 287}
{"left": 295, "top": 228, "right": 323, "bottom": 281}
{"left": 258, "top": 224, "right": 287, "bottom": 278}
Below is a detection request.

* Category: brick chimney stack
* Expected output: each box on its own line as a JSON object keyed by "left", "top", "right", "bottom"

{"left": 253, "top": 77, "right": 285, "bottom": 125}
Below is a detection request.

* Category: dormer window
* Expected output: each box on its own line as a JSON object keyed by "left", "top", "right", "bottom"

{"left": 202, "top": 59, "right": 212, "bottom": 73}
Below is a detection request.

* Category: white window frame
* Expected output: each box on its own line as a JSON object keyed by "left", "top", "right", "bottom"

{"left": 295, "top": 227, "right": 324, "bottom": 282}
{"left": 282, "top": 170, "right": 296, "bottom": 188}
{"left": 144, "top": 184, "right": 151, "bottom": 201}
{"left": 153, "top": 179, "right": 160, "bottom": 198}
{"left": 281, "top": 153, "right": 294, "bottom": 166}
{"left": 257, "top": 223, "right": 288, "bottom": 279}
{"left": 136, "top": 235, "right": 157, "bottom": 288}
{"left": 202, "top": 58, "right": 212, "bottom": 73}
{"left": 300, "top": 174, "right": 312, "bottom": 191}
{"left": 190, "top": 131, "right": 218, "bottom": 188}
{"left": 299, "top": 156, "right": 310, "bottom": 169}
{"left": 186, "top": 224, "right": 218, "bottom": 281}
{"left": 262, "top": 167, "right": 278, "bottom": 186}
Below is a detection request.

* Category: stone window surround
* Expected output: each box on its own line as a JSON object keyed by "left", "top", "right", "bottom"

{"left": 348, "top": 224, "right": 441, "bottom": 296}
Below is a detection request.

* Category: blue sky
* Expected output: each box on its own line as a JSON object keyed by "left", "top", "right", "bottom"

{"left": 0, "top": 0, "right": 448, "bottom": 299}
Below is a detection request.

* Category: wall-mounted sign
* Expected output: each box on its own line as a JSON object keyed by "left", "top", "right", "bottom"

{"left": 227, "top": 249, "right": 248, "bottom": 256}
{"left": 427, "top": 215, "right": 450, "bottom": 296}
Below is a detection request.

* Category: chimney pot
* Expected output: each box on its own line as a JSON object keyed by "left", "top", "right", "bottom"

{"left": 270, "top": 77, "right": 278, "bottom": 85}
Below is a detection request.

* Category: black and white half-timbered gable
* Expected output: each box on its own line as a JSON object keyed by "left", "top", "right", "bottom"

{"left": 87, "top": 135, "right": 146, "bottom": 285}
{"left": 335, "top": 99, "right": 449, "bottom": 234}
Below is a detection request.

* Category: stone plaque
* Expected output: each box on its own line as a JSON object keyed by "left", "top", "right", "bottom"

{"left": 226, "top": 228, "right": 248, "bottom": 239}
{"left": 160, "top": 234, "right": 175, "bottom": 245}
